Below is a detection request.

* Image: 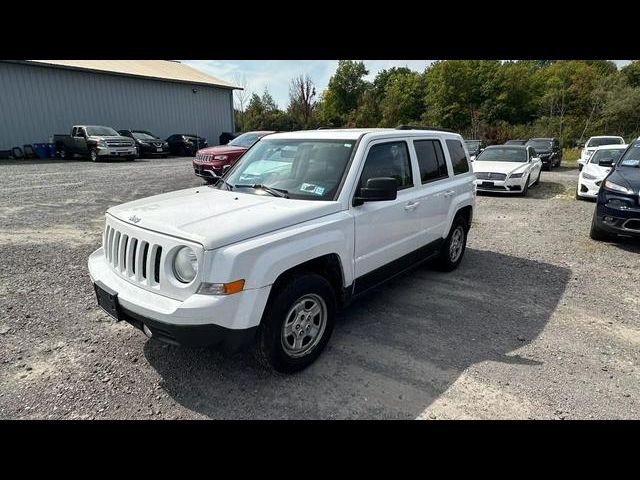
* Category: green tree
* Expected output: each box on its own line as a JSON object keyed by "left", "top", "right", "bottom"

{"left": 317, "top": 60, "right": 369, "bottom": 126}
{"left": 622, "top": 60, "right": 640, "bottom": 88}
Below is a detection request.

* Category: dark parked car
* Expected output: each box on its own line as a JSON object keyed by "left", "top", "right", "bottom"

{"left": 590, "top": 139, "right": 640, "bottom": 241}
{"left": 464, "top": 139, "right": 483, "bottom": 160}
{"left": 525, "top": 137, "right": 562, "bottom": 170}
{"left": 504, "top": 139, "right": 529, "bottom": 145}
{"left": 193, "top": 131, "right": 274, "bottom": 181}
{"left": 166, "top": 134, "right": 208, "bottom": 156}
{"left": 118, "top": 130, "right": 170, "bottom": 158}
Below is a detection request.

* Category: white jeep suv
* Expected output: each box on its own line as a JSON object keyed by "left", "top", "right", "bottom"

{"left": 88, "top": 128, "right": 476, "bottom": 372}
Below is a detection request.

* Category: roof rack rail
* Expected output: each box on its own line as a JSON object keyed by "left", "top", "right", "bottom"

{"left": 396, "top": 124, "right": 456, "bottom": 133}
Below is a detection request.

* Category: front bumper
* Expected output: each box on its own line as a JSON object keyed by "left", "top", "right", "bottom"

{"left": 577, "top": 175, "right": 603, "bottom": 198}
{"left": 97, "top": 146, "right": 137, "bottom": 157}
{"left": 474, "top": 177, "right": 525, "bottom": 193}
{"left": 139, "top": 145, "right": 169, "bottom": 156}
{"left": 193, "top": 162, "right": 223, "bottom": 179}
{"left": 595, "top": 194, "right": 640, "bottom": 237}
{"left": 88, "top": 247, "right": 271, "bottom": 348}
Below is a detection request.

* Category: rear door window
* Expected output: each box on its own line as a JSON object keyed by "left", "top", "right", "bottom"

{"left": 413, "top": 139, "right": 449, "bottom": 183}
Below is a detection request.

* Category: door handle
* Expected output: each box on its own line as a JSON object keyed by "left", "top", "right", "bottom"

{"left": 404, "top": 201, "right": 420, "bottom": 211}
{"left": 443, "top": 190, "right": 456, "bottom": 198}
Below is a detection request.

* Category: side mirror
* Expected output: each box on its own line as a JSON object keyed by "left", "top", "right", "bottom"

{"left": 598, "top": 158, "right": 614, "bottom": 167}
{"left": 353, "top": 177, "right": 398, "bottom": 206}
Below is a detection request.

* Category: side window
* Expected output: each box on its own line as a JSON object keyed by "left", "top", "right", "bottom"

{"left": 413, "top": 139, "right": 448, "bottom": 184}
{"left": 445, "top": 139, "right": 470, "bottom": 175}
{"left": 359, "top": 141, "right": 413, "bottom": 191}
{"left": 77, "top": 127, "right": 85, "bottom": 137}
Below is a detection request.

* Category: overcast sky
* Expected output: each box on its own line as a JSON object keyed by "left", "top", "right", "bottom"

{"left": 182, "top": 60, "right": 632, "bottom": 109}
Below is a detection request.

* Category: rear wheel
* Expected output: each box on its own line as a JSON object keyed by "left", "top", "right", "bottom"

{"left": 253, "top": 273, "right": 336, "bottom": 373}
{"left": 435, "top": 214, "right": 468, "bottom": 272}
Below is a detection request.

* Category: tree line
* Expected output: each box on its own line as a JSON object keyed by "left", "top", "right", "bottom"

{"left": 234, "top": 60, "right": 640, "bottom": 146}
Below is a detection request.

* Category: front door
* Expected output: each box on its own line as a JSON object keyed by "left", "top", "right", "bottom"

{"left": 352, "top": 139, "right": 423, "bottom": 280}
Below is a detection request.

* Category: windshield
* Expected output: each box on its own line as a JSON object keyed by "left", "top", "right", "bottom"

{"left": 86, "top": 126, "right": 119, "bottom": 136}
{"left": 228, "top": 132, "right": 265, "bottom": 148}
{"left": 221, "top": 139, "right": 356, "bottom": 201}
{"left": 587, "top": 137, "right": 623, "bottom": 148}
{"left": 526, "top": 139, "right": 552, "bottom": 151}
{"left": 618, "top": 142, "right": 640, "bottom": 167}
{"left": 476, "top": 147, "right": 527, "bottom": 163}
{"left": 465, "top": 141, "right": 481, "bottom": 153}
{"left": 132, "top": 131, "right": 158, "bottom": 141}
{"left": 589, "top": 148, "right": 625, "bottom": 165}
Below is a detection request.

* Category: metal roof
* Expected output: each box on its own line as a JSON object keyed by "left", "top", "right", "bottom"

{"left": 22, "top": 60, "right": 238, "bottom": 89}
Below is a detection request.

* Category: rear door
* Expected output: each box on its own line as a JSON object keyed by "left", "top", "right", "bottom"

{"left": 409, "top": 137, "right": 452, "bottom": 247}
{"left": 352, "top": 139, "right": 423, "bottom": 279}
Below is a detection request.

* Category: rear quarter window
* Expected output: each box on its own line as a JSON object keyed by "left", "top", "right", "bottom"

{"left": 445, "top": 139, "right": 470, "bottom": 175}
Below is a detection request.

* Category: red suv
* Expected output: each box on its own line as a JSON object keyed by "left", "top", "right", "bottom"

{"left": 193, "top": 131, "right": 274, "bottom": 182}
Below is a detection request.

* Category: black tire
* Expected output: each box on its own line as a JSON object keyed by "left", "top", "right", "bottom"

{"left": 578, "top": 164, "right": 583, "bottom": 172}
{"left": 89, "top": 148, "right": 99, "bottom": 162}
{"left": 253, "top": 272, "right": 336, "bottom": 373}
{"left": 127, "top": 155, "right": 136, "bottom": 161}
{"left": 575, "top": 186, "right": 582, "bottom": 200}
{"left": 521, "top": 174, "right": 530, "bottom": 196}
{"left": 590, "top": 213, "right": 613, "bottom": 242}
{"left": 58, "top": 146, "right": 68, "bottom": 160}
{"left": 435, "top": 214, "right": 469, "bottom": 272}
{"left": 534, "top": 168, "right": 541, "bottom": 186}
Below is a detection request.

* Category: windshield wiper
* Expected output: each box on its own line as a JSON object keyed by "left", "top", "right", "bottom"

{"left": 234, "top": 184, "right": 289, "bottom": 198}
{"left": 214, "top": 178, "right": 234, "bottom": 191}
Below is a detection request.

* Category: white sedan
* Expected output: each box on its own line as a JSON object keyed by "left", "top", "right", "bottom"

{"left": 576, "top": 144, "right": 627, "bottom": 199}
{"left": 473, "top": 145, "right": 543, "bottom": 196}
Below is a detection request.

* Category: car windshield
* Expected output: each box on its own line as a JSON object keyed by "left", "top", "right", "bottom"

{"left": 476, "top": 147, "right": 526, "bottom": 163}
{"left": 228, "top": 132, "right": 264, "bottom": 148}
{"left": 618, "top": 142, "right": 640, "bottom": 167}
{"left": 589, "top": 148, "right": 624, "bottom": 165}
{"left": 132, "top": 131, "right": 157, "bottom": 141}
{"left": 86, "top": 126, "right": 119, "bottom": 136}
{"left": 221, "top": 139, "right": 356, "bottom": 201}
{"left": 465, "top": 141, "right": 481, "bottom": 153}
{"left": 527, "top": 139, "right": 552, "bottom": 150}
{"left": 587, "top": 137, "right": 623, "bottom": 147}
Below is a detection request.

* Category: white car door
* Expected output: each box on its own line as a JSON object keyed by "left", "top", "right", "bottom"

{"left": 351, "top": 139, "right": 423, "bottom": 279}
{"left": 409, "top": 137, "right": 452, "bottom": 247}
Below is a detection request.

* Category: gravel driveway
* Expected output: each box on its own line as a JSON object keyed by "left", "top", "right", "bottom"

{"left": 0, "top": 157, "right": 638, "bottom": 419}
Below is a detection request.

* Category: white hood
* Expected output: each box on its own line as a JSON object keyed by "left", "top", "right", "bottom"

{"left": 107, "top": 187, "right": 342, "bottom": 250}
{"left": 472, "top": 161, "right": 528, "bottom": 176}
{"left": 581, "top": 162, "right": 611, "bottom": 181}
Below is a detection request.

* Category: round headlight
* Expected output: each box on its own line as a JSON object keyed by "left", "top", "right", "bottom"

{"left": 173, "top": 247, "right": 198, "bottom": 283}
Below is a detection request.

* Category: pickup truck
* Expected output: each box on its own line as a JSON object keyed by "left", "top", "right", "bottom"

{"left": 88, "top": 128, "right": 475, "bottom": 372}
{"left": 54, "top": 125, "right": 137, "bottom": 161}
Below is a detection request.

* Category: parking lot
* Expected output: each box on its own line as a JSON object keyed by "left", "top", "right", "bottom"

{"left": 0, "top": 156, "right": 638, "bottom": 419}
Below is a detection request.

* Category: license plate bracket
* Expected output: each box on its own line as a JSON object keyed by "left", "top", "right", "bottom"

{"left": 481, "top": 181, "right": 494, "bottom": 187}
{"left": 94, "top": 281, "right": 122, "bottom": 321}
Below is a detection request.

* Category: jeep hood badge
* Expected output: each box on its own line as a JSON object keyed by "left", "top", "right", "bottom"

{"left": 129, "top": 215, "right": 141, "bottom": 224}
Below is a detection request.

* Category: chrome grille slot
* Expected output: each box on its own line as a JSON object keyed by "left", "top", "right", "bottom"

{"left": 101, "top": 215, "right": 203, "bottom": 300}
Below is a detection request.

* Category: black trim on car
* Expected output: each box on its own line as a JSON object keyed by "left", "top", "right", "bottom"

{"left": 349, "top": 238, "right": 443, "bottom": 298}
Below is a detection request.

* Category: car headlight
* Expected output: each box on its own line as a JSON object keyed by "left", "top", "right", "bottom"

{"left": 213, "top": 155, "right": 228, "bottom": 161}
{"left": 604, "top": 180, "right": 633, "bottom": 194}
{"left": 509, "top": 172, "right": 524, "bottom": 178}
{"left": 97, "top": 140, "right": 107, "bottom": 148}
{"left": 173, "top": 247, "right": 198, "bottom": 283}
{"left": 581, "top": 172, "right": 597, "bottom": 180}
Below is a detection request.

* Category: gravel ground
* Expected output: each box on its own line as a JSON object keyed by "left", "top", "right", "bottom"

{"left": 0, "top": 157, "right": 638, "bottom": 419}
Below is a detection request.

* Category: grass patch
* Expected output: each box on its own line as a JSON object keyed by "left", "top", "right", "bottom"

{"left": 561, "top": 147, "right": 581, "bottom": 167}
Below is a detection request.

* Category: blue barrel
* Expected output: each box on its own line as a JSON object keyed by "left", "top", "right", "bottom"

{"left": 33, "top": 143, "right": 49, "bottom": 159}
{"left": 47, "top": 143, "right": 56, "bottom": 158}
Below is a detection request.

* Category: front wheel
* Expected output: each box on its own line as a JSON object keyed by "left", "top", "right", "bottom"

{"left": 521, "top": 175, "right": 530, "bottom": 196}
{"left": 89, "top": 148, "right": 99, "bottom": 162}
{"left": 435, "top": 215, "right": 468, "bottom": 272}
{"left": 534, "top": 169, "right": 541, "bottom": 185}
{"left": 590, "top": 213, "right": 613, "bottom": 242}
{"left": 253, "top": 273, "right": 336, "bottom": 373}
